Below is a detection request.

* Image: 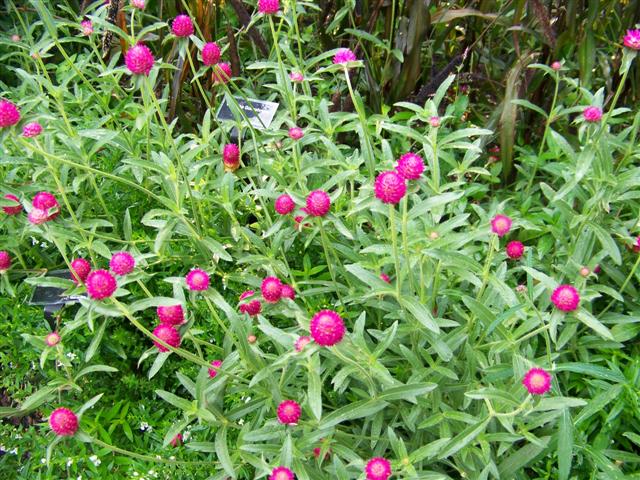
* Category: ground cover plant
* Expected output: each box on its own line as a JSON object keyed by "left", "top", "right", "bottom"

{"left": 2, "top": 1, "right": 640, "bottom": 479}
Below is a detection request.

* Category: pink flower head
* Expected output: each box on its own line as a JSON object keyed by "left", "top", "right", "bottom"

{"left": 579, "top": 267, "right": 590, "bottom": 277}
{"left": 551, "top": 284, "right": 580, "bottom": 312}
{"left": 333, "top": 48, "right": 357, "bottom": 65}
{"left": 171, "top": 14, "right": 194, "bottom": 37}
{"left": 270, "top": 467, "right": 295, "bottom": 480}
{"left": 125, "top": 43, "right": 154, "bottom": 76}
{"left": 240, "top": 290, "right": 255, "bottom": 301}
{"left": 281, "top": 284, "right": 295, "bottom": 300}
{"left": 583, "top": 106, "right": 603, "bottom": 123}
{"left": 288, "top": 127, "right": 304, "bottom": 140}
{"left": 374, "top": 171, "right": 407, "bottom": 204}
{"left": 32, "top": 192, "right": 59, "bottom": 220}
{"left": 551, "top": 61, "right": 562, "bottom": 70}
{"left": 202, "top": 42, "right": 221, "bottom": 66}
{"left": 522, "top": 367, "right": 552, "bottom": 395}
{"left": 636, "top": 235, "right": 640, "bottom": 249}
{"left": 212, "top": 62, "right": 232, "bottom": 84}
{"left": 22, "top": 122, "right": 43, "bottom": 138}
{"left": 429, "top": 116, "right": 440, "bottom": 127}
{"left": 157, "top": 305, "right": 185, "bottom": 325}
{"left": 45, "top": 331, "right": 61, "bottom": 347}
{"left": 186, "top": 268, "right": 210, "bottom": 291}
{"left": 152, "top": 323, "right": 181, "bottom": 352}
{"left": 223, "top": 143, "right": 240, "bottom": 172}
{"left": 594, "top": 264, "right": 601, "bottom": 274}
{"left": 365, "top": 457, "right": 392, "bottom": 480}
{"left": 396, "top": 152, "right": 425, "bottom": 180}
{"left": 295, "top": 335, "right": 311, "bottom": 352}
{"left": 0, "top": 100, "right": 20, "bottom": 128}
{"left": 109, "top": 251, "right": 135, "bottom": 276}
{"left": 49, "top": 408, "right": 78, "bottom": 436}
{"left": 380, "top": 273, "right": 390, "bottom": 283}
{"left": 305, "top": 190, "right": 331, "bottom": 217}
{"left": 2, "top": 194, "right": 22, "bottom": 215}
{"left": 490, "top": 214, "right": 512, "bottom": 237}
{"left": 261, "top": 276, "right": 282, "bottom": 303}
{"left": 506, "top": 241, "right": 524, "bottom": 260}
{"left": 80, "top": 20, "right": 93, "bottom": 36}
{"left": 239, "top": 290, "right": 262, "bottom": 316}
{"left": 131, "top": 0, "right": 145, "bottom": 9}
{"left": 623, "top": 29, "right": 640, "bottom": 50}
{"left": 289, "top": 72, "right": 304, "bottom": 82}
{"left": 275, "top": 194, "right": 295, "bottom": 215}
{"left": 70, "top": 258, "right": 91, "bottom": 284}
{"left": 170, "top": 433, "right": 183, "bottom": 447}
{"left": 0, "top": 251, "right": 11, "bottom": 271}
{"left": 258, "top": 0, "right": 280, "bottom": 15}
{"left": 11, "top": 34, "right": 20, "bottom": 42}
{"left": 277, "top": 399, "right": 301, "bottom": 424}
{"left": 86, "top": 269, "right": 117, "bottom": 300}
{"left": 28, "top": 208, "right": 49, "bottom": 225}
{"left": 310, "top": 310, "right": 345, "bottom": 346}
{"left": 208, "top": 359, "right": 222, "bottom": 378}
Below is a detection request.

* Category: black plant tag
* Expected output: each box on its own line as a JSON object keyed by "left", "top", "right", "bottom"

{"left": 216, "top": 97, "right": 279, "bottom": 130}
{"left": 29, "top": 270, "right": 85, "bottom": 325}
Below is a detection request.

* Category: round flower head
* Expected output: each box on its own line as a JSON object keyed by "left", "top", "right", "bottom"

{"left": 313, "top": 446, "right": 331, "bottom": 460}
{"left": 396, "top": 152, "right": 425, "bottom": 180}
{"left": 0, "top": 251, "right": 11, "bottom": 271}
{"left": 579, "top": 267, "right": 590, "bottom": 277}
{"left": 2, "top": 193, "right": 22, "bottom": 215}
{"left": 49, "top": 408, "right": 78, "bottom": 437}
{"left": 157, "top": 305, "right": 185, "bottom": 325}
{"left": 28, "top": 208, "right": 49, "bottom": 225}
{"left": 86, "top": 270, "right": 117, "bottom": 300}
{"left": 70, "top": 258, "right": 91, "bottom": 284}
{"left": 170, "top": 433, "right": 183, "bottom": 447}
{"left": 295, "top": 335, "right": 311, "bottom": 352}
{"left": 623, "top": 29, "right": 640, "bottom": 50}
{"left": 490, "top": 214, "right": 512, "bottom": 237}
{"left": 81, "top": 20, "right": 93, "bottom": 36}
{"left": 45, "top": 331, "right": 61, "bottom": 347}
{"left": 247, "top": 334, "right": 257, "bottom": 344}
{"left": 275, "top": 194, "right": 295, "bottom": 215}
{"left": 506, "top": 241, "right": 524, "bottom": 259}
{"left": 240, "top": 290, "right": 255, "bottom": 301}
{"left": 240, "top": 299, "right": 262, "bottom": 316}
{"left": 11, "top": 34, "right": 20, "bottom": 42}
{"left": 0, "top": 100, "right": 20, "bottom": 128}
{"left": 258, "top": 0, "right": 280, "bottom": 14}
{"left": 22, "top": 122, "right": 43, "bottom": 138}
{"left": 270, "top": 467, "right": 294, "bottom": 480}
{"left": 32, "top": 192, "right": 59, "bottom": 217}
{"left": 171, "top": 15, "right": 194, "bottom": 37}
{"left": 289, "top": 72, "right": 304, "bottom": 82}
{"left": 593, "top": 264, "right": 601, "bottom": 274}
{"left": 374, "top": 170, "right": 407, "bottom": 204}
{"left": 365, "top": 457, "right": 392, "bottom": 480}
{"left": 288, "top": 127, "right": 304, "bottom": 140}
{"left": 109, "top": 251, "right": 135, "bottom": 276}
{"left": 186, "top": 269, "right": 210, "bottom": 291}
{"left": 212, "top": 62, "right": 232, "bottom": 84}
{"left": 281, "top": 284, "right": 295, "bottom": 300}
{"left": 125, "top": 43, "right": 154, "bottom": 76}
{"left": 305, "top": 190, "right": 331, "bottom": 217}
{"left": 131, "top": 0, "right": 145, "bottom": 8}
{"left": 310, "top": 310, "right": 345, "bottom": 346}
{"left": 333, "top": 48, "right": 357, "bottom": 65}
{"left": 551, "top": 284, "right": 580, "bottom": 312}
{"left": 208, "top": 359, "right": 222, "bottom": 378}
{"left": 380, "top": 273, "right": 390, "bottom": 283}
{"left": 522, "top": 367, "right": 552, "bottom": 395}
{"left": 583, "top": 106, "right": 603, "bottom": 123}
{"left": 277, "top": 399, "right": 301, "bottom": 425}
{"left": 551, "top": 61, "right": 562, "bottom": 70}
{"left": 429, "top": 116, "right": 440, "bottom": 127}
{"left": 261, "top": 276, "right": 282, "bottom": 303}
{"left": 152, "top": 324, "right": 181, "bottom": 352}
{"left": 223, "top": 143, "right": 240, "bottom": 172}
{"left": 202, "top": 42, "right": 221, "bottom": 66}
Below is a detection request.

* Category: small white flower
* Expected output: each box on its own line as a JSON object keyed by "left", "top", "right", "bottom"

{"left": 238, "top": 418, "right": 245, "bottom": 425}
{"left": 40, "top": 458, "right": 46, "bottom": 464}
{"left": 9, "top": 448, "right": 17, "bottom": 455}
{"left": 89, "top": 454, "right": 101, "bottom": 466}
{"left": 182, "top": 431, "right": 191, "bottom": 441}
{"left": 66, "top": 458, "right": 73, "bottom": 467}
{"left": 66, "top": 352, "right": 77, "bottom": 360}
{"left": 139, "top": 421, "right": 150, "bottom": 432}
{"left": 13, "top": 434, "right": 22, "bottom": 439}
{"left": 40, "top": 242, "right": 48, "bottom": 248}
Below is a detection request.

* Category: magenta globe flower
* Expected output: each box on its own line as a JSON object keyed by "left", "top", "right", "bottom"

{"left": 80, "top": 20, "right": 93, "bottom": 36}
{"left": 109, "top": 251, "right": 135, "bottom": 276}
{"left": 157, "top": 305, "right": 185, "bottom": 325}
{"left": 374, "top": 171, "right": 406, "bottom": 204}
{"left": 208, "top": 359, "right": 222, "bottom": 378}
{"left": 202, "top": 42, "right": 221, "bottom": 66}
{"left": 45, "top": 331, "right": 61, "bottom": 347}
{"left": 522, "top": 367, "right": 551, "bottom": 395}
{"left": 131, "top": 0, "right": 145, "bottom": 9}
{"left": 310, "top": 310, "right": 345, "bottom": 346}
{"left": 125, "top": 43, "right": 154, "bottom": 76}
{"left": 305, "top": 190, "right": 331, "bottom": 216}
{"left": 0, "top": 100, "right": 20, "bottom": 128}
{"left": 22, "top": 122, "right": 43, "bottom": 138}
{"left": 280, "top": 284, "right": 295, "bottom": 300}
{"left": 258, "top": 0, "right": 280, "bottom": 14}
{"left": 551, "top": 61, "right": 562, "bottom": 70}
{"left": 222, "top": 143, "right": 240, "bottom": 172}
{"left": 623, "top": 29, "right": 640, "bottom": 50}
{"left": 289, "top": 72, "right": 304, "bottom": 82}
{"left": 212, "top": 62, "right": 232, "bottom": 84}
{"left": 583, "top": 106, "right": 603, "bottom": 123}
{"left": 551, "top": 284, "right": 580, "bottom": 312}
{"left": 171, "top": 14, "right": 194, "bottom": 37}
{"left": 506, "top": 241, "right": 524, "bottom": 259}
{"left": 275, "top": 194, "right": 295, "bottom": 215}
{"left": 295, "top": 335, "right": 311, "bottom": 352}
{"left": 70, "top": 258, "right": 91, "bottom": 284}
{"left": 152, "top": 324, "right": 181, "bottom": 352}
{"left": 261, "top": 276, "right": 282, "bottom": 303}
{"left": 365, "top": 457, "right": 392, "bottom": 480}
{"left": 333, "top": 48, "right": 357, "bottom": 65}
{"left": 49, "top": 408, "right": 78, "bottom": 437}
{"left": 186, "top": 269, "right": 210, "bottom": 291}
{"left": 396, "top": 152, "right": 425, "bottom": 180}
{"left": 277, "top": 400, "right": 301, "bottom": 425}
{"left": 269, "top": 467, "right": 294, "bottom": 480}
{"left": 288, "top": 127, "right": 304, "bottom": 140}
{"left": 0, "top": 251, "right": 11, "bottom": 272}
{"left": 86, "top": 270, "right": 117, "bottom": 300}
{"left": 2, "top": 193, "right": 22, "bottom": 215}
{"left": 490, "top": 214, "right": 512, "bottom": 237}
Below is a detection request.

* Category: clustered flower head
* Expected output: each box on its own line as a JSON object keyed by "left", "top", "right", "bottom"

{"left": 86, "top": 270, "right": 117, "bottom": 300}
{"left": 45, "top": 331, "right": 61, "bottom": 347}
{"left": 522, "top": 367, "right": 552, "bottom": 395}
{"left": 258, "top": 0, "right": 280, "bottom": 15}
{"left": 171, "top": 14, "right": 194, "bottom": 37}
{"left": 623, "top": 29, "right": 640, "bottom": 50}
{"left": 202, "top": 42, "right": 221, "bottom": 66}
{"left": 152, "top": 324, "right": 181, "bottom": 352}
{"left": 270, "top": 467, "right": 294, "bottom": 480}
{"left": 22, "top": 121, "right": 43, "bottom": 138}
{"left": 310, "top": 310, "right": 345, "bottom": 346}
{"left": 583, "top": 106, "right": 603, "bottom": 123}
{"left": 261, "top": 276, "right": 283, "bottom": 303}
{"left": 157, "top": 305, "right": 185, "bottom": 325}
{"left": 170, "top": 433, "right": 183, "bottom": 447}
{"left": 239, "top": 290, "right": 262, "bottom": 316}
{"left": 395, "top": 152, "right": 425, "bottom": 180}
{"left": 429, "top": 116, "right": 440, "bottom": 127}
{"left": 277, "top": 399, "right": 301, "bottom": 425}
{"left": 275, "top": 194, "right": 295, "bottom": 215}
{"left": 551, "top": 284, "right": 580, "bottom": 312}
{"left": 0, "top": 100, "right": 20, "bottom": 128}
{"left": 131, "top": 0, "right": 145, "bottom": 9}
{"left": 365, "top": 457, "right": 392, "bottom": 480}
{"left": 109, "top": 251, "right": 135, "bottom": 276}
{"left": 3, "top": 194, "right": 22, "bottom": 215}
{"left": 374, "top": 171, "right": 406, "bottom": 204}
{"left": 289, "top": 72, "right": 304, "bottom": 82}
{"left": 0, "top": 251, "right": 11, "bottom": 272}
{"left": 223, "top": 143, "right": 240, "bottom": 172}
{"left": 305, "top": 190, "right": 331, "bottom": 217}
{"left": 186, "top": 268, "right": 210, "bottom": 291}
{"left": 333, "top": 48, "right": 357, "bottom": 65}
{"left": 212, "top": 62, "right": 232, "bottom": 84}
{"left": 49, "top": 408, "right": 78, "bottom": 436}
{"left": 506, "top": 240, "right": 524, "bottom": 259}
{"left": 288, "top": 127, "right": 304, "bottom": 140}
{"left": 380, "top": 273, "right": 390, "bottom": 283}
{"left": 125, "top": 43, "right": 154, "bottom": 76}
{"left": 551, "top": 61, "right": 562, "bottom": 70}
{"left": 490, "top": 214, "right": 512, "bottom": 237}
{"left": 80, "top": 20, "right": 93, "bottom": 36}
{"left": 280, "top": 284, "right": 295, "bottom": 300}
{"left": 70, "top": 258, "right": 91, "bottom": 284}
{"left": 295, "top": 336, "right": 311, "bottom": 352}
{"left": 208, "top": 359, "right": 222, "bottom": 378}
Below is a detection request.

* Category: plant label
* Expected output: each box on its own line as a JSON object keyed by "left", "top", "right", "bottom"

{"left": 216, "top": 97, "right": 279, "bottom": 130}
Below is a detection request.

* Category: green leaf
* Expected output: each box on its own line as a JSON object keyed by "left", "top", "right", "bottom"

{"left": 399, "top": 297, "right": 440, "bottom": 334}
{"left": 155, "top": 390, "right": 194, "bottom": 412}
{"left": 587, "top": 222, "right": 622, "bottom": 265}
{"left": 75, "top": 365, "right": 118, "bottom": 380}
{"left": 438, "top": 416, "right": 490, "bottom": 459}
{"left": 377, "top": 383, "right": 437, "bottom": 402}
{"left": 558, "top": 409, "right": 573, "bottom": 480}
{"left": 308, "top": 356, "right": 323, "bottom": 421}
{"left": 85, "top": 319, "right": 108, "bottom": 362}
{"left": 216, "top": 426, "right": 236, "bottom": 479}
{"left": 575, "top": 310, "right": 614, "bottom": 340}
{"left": 319, "top": 399, "right": 387, "bottom": 429}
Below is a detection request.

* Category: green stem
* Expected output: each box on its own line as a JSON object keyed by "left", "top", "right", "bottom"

{"left": 319, "top": 220, "right": 344, "bottom": 305}
{"left": 599, "top": 253, "right": 640, "bottom": 318}
{"left": 401, "top": 195, "right": 414, "bottom": 292}
{"left": 389, "top": 204, "right": 401, "bottom": 297}
{"left": 344, "top": 69, "right": 375, "bottom": 179}
{"left": 91, "top": 437, "right": 215, "bottom": 465}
